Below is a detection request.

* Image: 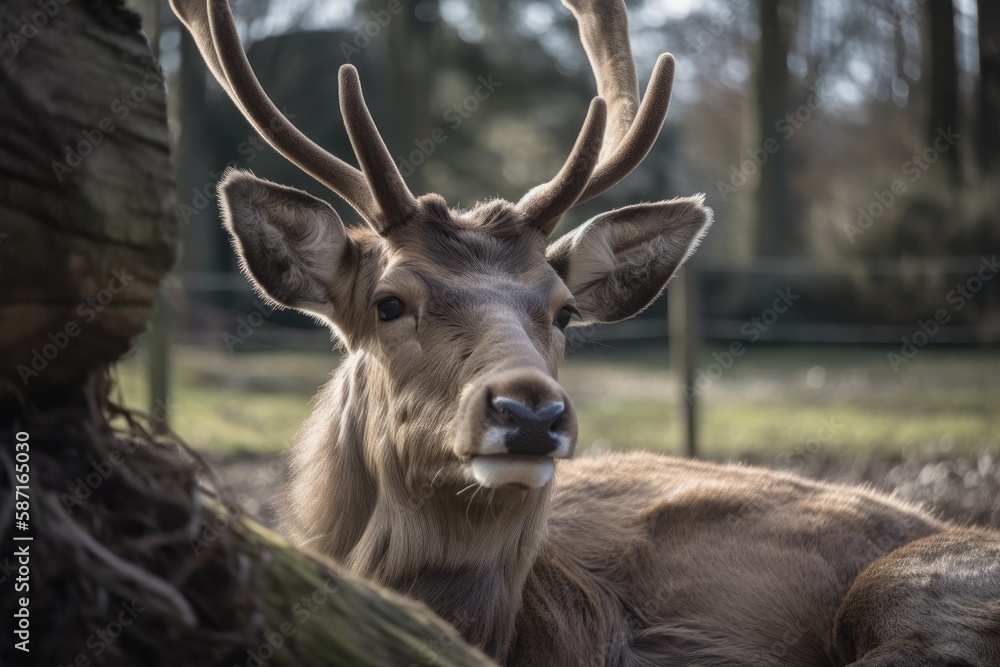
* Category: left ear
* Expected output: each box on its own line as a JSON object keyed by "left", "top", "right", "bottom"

{"left": 546, "top": 195, "right": 712, "bottom": 324}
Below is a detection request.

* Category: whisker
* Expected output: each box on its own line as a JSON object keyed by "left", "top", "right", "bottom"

{"left": 465, "top": 485, "right": 483, "bottom": 527}
{"left": 487, "top": 488, "right": 499, "bottom": 522}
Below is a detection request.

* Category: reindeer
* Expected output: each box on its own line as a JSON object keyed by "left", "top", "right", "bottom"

{"left": 171, "top": 0, "right": 1000, "bottom": 664}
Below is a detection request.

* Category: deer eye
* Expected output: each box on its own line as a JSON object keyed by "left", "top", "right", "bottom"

{"left": 555, "top": 307, "right": 574, "bottom": 331}
{"left": 377, "top": 297, "right": 404, "bottom": 321}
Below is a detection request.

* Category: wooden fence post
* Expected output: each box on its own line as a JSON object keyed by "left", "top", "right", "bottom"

{"left": 669, "top": 263, "right": 700, "bottom": 457}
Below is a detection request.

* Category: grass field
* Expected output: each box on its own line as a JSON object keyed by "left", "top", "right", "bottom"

{"left": 113, "top": 342, "right": 1000, "bottom": 462}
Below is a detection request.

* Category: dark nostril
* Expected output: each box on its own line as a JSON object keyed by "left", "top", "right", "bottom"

{"left": 492, "top": 397, "right": 565, "bottom": 430}
{"left": 490, "top": 397, "right": 566, "bottom": 457}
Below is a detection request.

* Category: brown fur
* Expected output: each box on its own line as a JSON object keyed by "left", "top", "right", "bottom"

{"left": 267, "top": 190, "right": 998, "bottom": 664}
{"left": 834, "top": 530, "right": 1000, "bottom": 666}
{"left": 290, "top": 382, "right": 1000, "bottom": 667}
{"left": 171, "top": 0, "right": 1000, "bottom": 664}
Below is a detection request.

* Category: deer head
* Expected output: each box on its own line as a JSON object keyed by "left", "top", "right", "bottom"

{"left": 171, "top": 0, "right": 710, "bottom": 493}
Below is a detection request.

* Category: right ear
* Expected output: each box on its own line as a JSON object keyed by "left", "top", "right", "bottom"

{"left": 545, "top": 196, "right": 711, "bottom": 324}
{"left": 218, "top": 170, "right": 351, "bottom": 318}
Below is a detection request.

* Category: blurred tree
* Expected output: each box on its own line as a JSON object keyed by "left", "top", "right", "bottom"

{"left": 755, "top": 0, "right": 800, "bottom": 255}
{"left": 176, "top": 29, "right": 218, "bottom": 274}
{"left": 978, "top": 0, "right": 1000, "bottom": 175}
{"left": 359, "top": 0, "right": 437, "bottom": 196}
{"left": 923, "top": 0, "right": 960, "bottom": 182}
{"left": 127, "top": 0, "right": 163, "bottom": 49}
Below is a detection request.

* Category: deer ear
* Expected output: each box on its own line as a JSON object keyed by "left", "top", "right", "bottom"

{"left": 546, "top": 196, "right": 712, "bottom": 324}
{"left": 219, "top": 170, "right": 350, "bottom": 317}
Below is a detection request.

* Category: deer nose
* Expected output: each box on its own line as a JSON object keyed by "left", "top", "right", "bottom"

{"left": 490, "top": 397, "right": 566, "bottom": 456}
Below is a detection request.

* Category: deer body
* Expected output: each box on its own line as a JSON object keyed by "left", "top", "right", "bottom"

{"left": 171, "top": 0, "right": 1000, "bottom": 664}
{"left": 293, "top": 375, "right": 998, "bottom": 666}
{"left": 513, "top": 454, "right": 945, "bottom": 666}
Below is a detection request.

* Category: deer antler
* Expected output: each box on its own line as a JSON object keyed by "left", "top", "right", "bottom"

{"left": 170, "top": 0, "right": 415, "bottom": 231}
{"left": 516, "top": 98, "right": 607, "bottom": 231}
{"left": 337, "top": 65, "right": 419, "bottom": 224}
{"left": 517, "top": 0, "right": 676, "bottom": 233}
{"left": 173, "top": 0, "right": 670, "bottom": 235}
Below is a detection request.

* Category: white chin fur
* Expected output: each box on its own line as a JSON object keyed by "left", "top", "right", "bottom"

{"left": 470, "top": 457, "right": 554, "bottom": 489}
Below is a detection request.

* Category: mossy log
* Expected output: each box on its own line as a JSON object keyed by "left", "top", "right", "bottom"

{"left": 0, "top": 397, "right": 494, "bottom": 666}
{"left": 225, "top": 505, "right": 493, "bottom": 667}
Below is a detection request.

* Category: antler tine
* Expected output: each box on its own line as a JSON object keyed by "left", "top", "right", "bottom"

{"left": 517, "top": 98, "right": 607, "bottom": 235}
{"left": 171, "top": 0, "right": 385, "bottom": 227}
{"left": 576, "top": 53, "right": 675, "bottom": 205}
{"left": 338, "top": 65, "right": 418, "bottom": 230}
{"left": 557, "top": 0, "right": 676, "bottom": 208}
{"left": 566, "top": 0, "right": 638, "bottom": 161}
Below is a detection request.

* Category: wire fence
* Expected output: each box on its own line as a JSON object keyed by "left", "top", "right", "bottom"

{"left": 147, "top": 256, "right": 1000, "bottom": 455}
{"left": 171, "top": 255, "right": 1000, "bottom": 346}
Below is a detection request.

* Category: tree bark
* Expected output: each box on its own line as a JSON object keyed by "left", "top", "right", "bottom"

{"left": 360, "top": 0, "right": 437, "bottom": 197}
{"left": 754, "top": 0, "right": 798, "bottom": 255}
{"left": 0, "top": 0, "right": 177, "bottom": 399}
{"left": 977, "top": 0, "right": 1000, "bottom": 174}
{"left": 923, "top": 0, "right": 960, "bottom": 182}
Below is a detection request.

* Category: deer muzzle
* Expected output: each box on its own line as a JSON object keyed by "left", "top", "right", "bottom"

{"left": 455, "top": 367, "right": 577, "bottom": 489}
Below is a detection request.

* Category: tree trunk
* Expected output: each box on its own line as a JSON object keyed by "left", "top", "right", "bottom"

{"left": 176, "top": 26, "right": 219, "bottom": 274}
{"left": 754, "top": 0, "right": 798, "bottom": 255}
{"left": 360, "top": 0, "right": 437, "bottom": 196}
{"left": 923, "top": 0, "right": 960, "bottom": 182}
{"left": 978, "top": 0, "right": 1000, "bottom": 174}
{"left": 0, "top": 0, "right": 178, "bottom": 400}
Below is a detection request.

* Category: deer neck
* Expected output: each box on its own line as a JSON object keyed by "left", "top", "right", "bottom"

{"left": 296, "top": 352, "right": 552, "bottom": 658}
